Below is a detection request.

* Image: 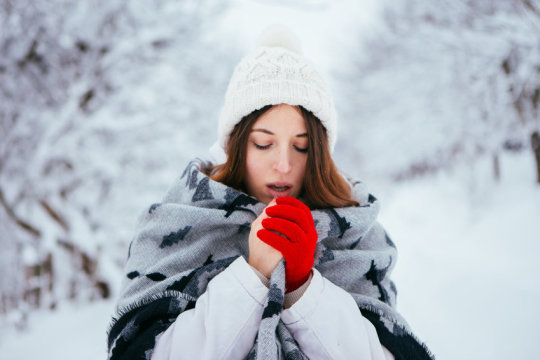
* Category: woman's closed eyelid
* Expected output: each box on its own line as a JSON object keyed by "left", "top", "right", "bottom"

{"left": 254, "top": 142, "right": 271, "bottom": 149}
{"left": 251, "top": 140, "right": 308, "bottom": 152}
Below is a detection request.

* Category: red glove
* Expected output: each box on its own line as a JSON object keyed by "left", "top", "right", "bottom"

{"left": 258, "top": 197, "right": 317, "bottom": 292}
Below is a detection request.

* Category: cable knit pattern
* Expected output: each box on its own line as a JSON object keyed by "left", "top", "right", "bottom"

{"left": 218, "top": 46, "right": 338, "bottom": 152}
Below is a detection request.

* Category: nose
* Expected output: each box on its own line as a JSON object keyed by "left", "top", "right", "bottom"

{"left": 274, "top": 148, "right": 291, "bottom": 174}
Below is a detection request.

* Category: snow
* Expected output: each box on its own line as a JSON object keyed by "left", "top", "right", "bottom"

{"left": 379, "top": 151, "right": 540, "bottom": 359}
{"left": 0, "top": 300, "right": 115, "bottom": 360}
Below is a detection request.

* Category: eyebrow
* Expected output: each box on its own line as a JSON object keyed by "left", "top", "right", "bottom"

{"left": 251, "top": 128, "right": 308, "bottom": 137}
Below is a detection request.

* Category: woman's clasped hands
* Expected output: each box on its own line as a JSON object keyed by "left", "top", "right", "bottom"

{"left": 248, "top": 197, "right": 318, "bottom": 292}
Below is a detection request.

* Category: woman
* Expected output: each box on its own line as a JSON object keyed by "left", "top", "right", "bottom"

{"left": 107, "top": 32, "right": 433, "bottom": 360}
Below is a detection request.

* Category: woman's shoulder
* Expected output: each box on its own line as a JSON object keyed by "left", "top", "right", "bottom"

{"left": 343, "top": 176, "right": 379, "bottom": 209}
{"left": 155, "top": 158, "right": 266, "bottom": 215}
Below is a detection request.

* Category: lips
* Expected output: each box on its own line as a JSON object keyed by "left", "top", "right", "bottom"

{"left": 267, "top": 182, "right": 293, "bottom": 198}
{"left": 269, "top": 185, "right": 290, "bottom": 192}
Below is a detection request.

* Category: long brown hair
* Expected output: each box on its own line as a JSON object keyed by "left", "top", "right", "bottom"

{"left": 203, "top": 105, "right": 359, "bottom": 209}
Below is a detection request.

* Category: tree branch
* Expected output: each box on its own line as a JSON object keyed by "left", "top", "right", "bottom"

{"left": 0, "top": 187, "right": 41, "bottom": 238}
{"left": 522, "top": 0, "right": 540, "bottom": 17}
{"left": 38, "top": 199, "right": 69, "bottom": 231}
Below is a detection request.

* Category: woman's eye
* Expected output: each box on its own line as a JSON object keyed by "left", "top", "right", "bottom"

{"left": 254, "top": 143, "right": 271, "bottom": 150}
{"left": 295, "top": 146, "right": 308, "bottom": 153}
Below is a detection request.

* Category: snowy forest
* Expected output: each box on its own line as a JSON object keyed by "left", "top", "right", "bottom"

{"left": 1, "top": 0, "right": 540, "bottom": 359}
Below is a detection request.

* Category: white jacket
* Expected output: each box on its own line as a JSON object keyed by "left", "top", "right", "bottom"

{"left": 151, "top": 257, "right": 394, "bottom": 360}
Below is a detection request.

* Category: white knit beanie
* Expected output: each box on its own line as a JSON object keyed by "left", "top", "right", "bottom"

{"left": 214, "top": 27, "right": 338, "bottom": 160}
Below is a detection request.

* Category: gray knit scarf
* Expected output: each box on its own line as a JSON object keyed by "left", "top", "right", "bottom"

{"left": 107, "top": 159, "right": 434, "bottom": 360}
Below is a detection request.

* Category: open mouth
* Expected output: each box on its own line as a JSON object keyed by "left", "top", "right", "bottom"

{"left": 267, "top": 182, "right": 293, "bottom": 197}
{"left": 268, "top": 185, "right": 291, "bottom": 192}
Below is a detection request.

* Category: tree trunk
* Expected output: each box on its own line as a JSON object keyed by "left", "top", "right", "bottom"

{"left": 493, "top": 152, "right": 500, "bottom": 182}
{"left": 531, "top": 131, "right": 540, "bottom": 184}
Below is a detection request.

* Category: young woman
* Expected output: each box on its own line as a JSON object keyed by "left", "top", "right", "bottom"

{"left": 107, "top": 33, "right": 433, "bottom": 360}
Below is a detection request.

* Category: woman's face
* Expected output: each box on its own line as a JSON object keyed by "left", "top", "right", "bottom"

{"left": 245, "top": 104, "right": 308, "bottom": 205}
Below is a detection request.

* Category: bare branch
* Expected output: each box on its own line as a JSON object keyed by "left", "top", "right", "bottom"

{"left": 522, "top": 0, "right": 540, "bottom": 16}
{"left": 0, "top": 187, "right": 41, "bottom": 238}
{"left": 39, "top": 199, "right": 69, "bottom": 231}
{"left": 516, "top": 0, "right": 540, "bottom": 33}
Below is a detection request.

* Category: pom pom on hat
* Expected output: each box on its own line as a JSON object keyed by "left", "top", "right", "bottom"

{"left": 216, "top": 26, "right": 338, "bottom": 157}
{"left": 256, "top": 25, "right": 303, "bottom": 54}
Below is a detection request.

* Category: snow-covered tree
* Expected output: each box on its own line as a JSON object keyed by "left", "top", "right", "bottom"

{"left": 0, "top": 0, "right": 235, "bottom": 319}
{"left": 337, "top": 0, "right": 540, "bottom": 183}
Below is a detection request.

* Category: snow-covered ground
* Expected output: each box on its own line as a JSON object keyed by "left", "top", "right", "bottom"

{"left": 1, "top": 150, "right": 538, "bottom": 360}
{"left": 379, "top": 151, "right": 540, "bottom": 359}
{"left": 0, "top": 299, "right": 115, "bottom": 360}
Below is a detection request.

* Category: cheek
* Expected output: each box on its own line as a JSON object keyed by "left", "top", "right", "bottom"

{"left": 245, "top": 152, "right": 263, "bottom": 185}
{"left": 294, "top": 157, "right": 308, "bottom": 185}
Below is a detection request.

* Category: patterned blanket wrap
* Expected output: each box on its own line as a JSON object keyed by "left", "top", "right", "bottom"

{"left": 107, "top": 159, "right": 434, "bottom": 360}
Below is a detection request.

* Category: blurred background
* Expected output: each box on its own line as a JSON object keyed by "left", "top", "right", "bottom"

{"left": 1, "top": 0, "right": 539, "bottom": 359}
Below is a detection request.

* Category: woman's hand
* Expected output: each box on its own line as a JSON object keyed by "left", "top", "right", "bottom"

{"left": 248, "top": 199, "right": 284, "bottom": 278}
{"left": 258, "top": 197, "right": 318, "bottom": 292}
